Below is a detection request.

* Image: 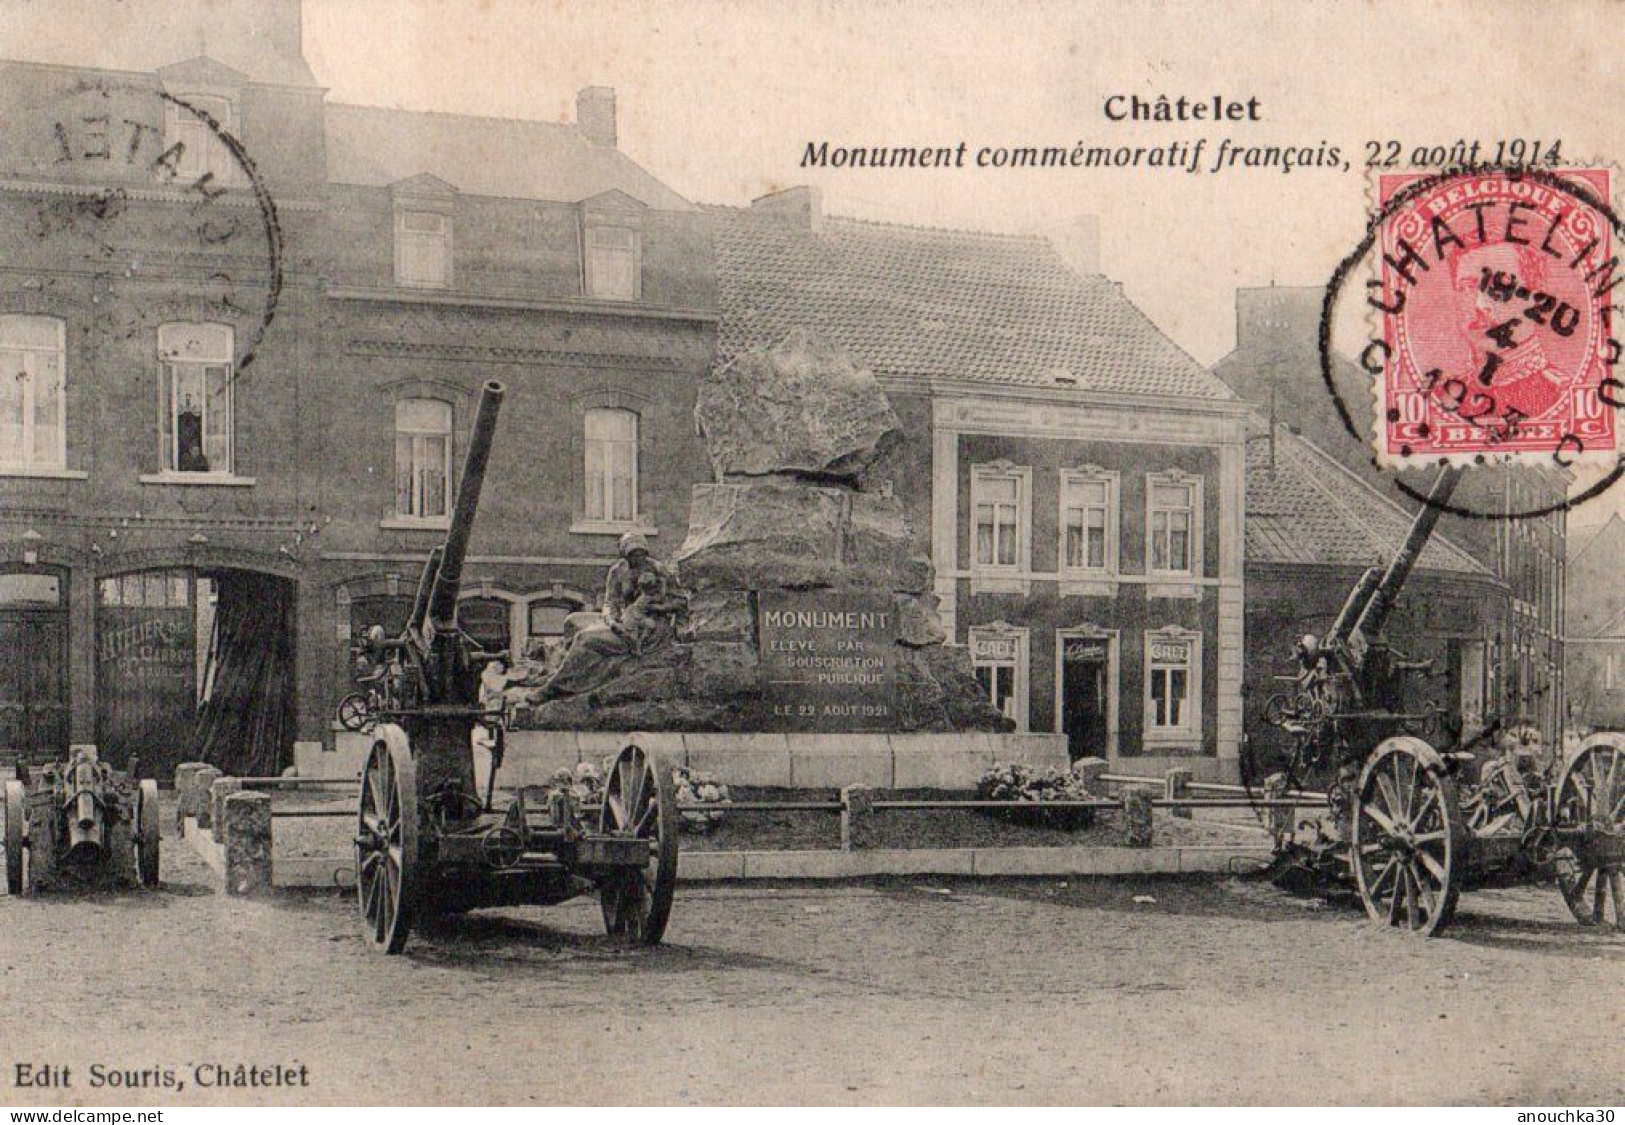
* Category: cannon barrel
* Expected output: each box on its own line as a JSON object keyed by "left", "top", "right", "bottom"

{"left": 62, "top": 751, "right": 106, "bottom": 865}
{"left": 427, "top": 381, "right": 505, "bottom": 630}
{"left": 1352, "top": 465, "right": 1463, "bottom": 642}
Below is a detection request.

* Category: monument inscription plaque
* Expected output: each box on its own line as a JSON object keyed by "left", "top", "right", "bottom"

{"left": 759, "top": 591, "right": 896, "bottom": 731}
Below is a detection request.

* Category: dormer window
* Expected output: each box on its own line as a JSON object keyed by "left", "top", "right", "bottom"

{"left": 395, "top": 208, "right": 451, "bottom": 288}
{"left": 163, "top": 94, "right": 240, "bottom": 185}
{"left": 584, "top": 223, "right": 640, "bottom": 301}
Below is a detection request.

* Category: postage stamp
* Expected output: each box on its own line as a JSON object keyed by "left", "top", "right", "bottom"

{"left": 1369, "top": 167, "right": 1617, "bottom": 466}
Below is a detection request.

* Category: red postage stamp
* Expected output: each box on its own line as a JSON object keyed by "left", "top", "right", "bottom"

{"left": 1372, "top": 168, "right": 1617, "bottom": 465}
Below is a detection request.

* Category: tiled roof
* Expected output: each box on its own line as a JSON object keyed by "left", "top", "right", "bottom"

{"left": 710, "top": 206, "right": 1235, "bottom": 399}
{"left": 1246, "top": 423, "right": 1491, "bottom": 577}
{"left": 325, "top": 104, "right": 693, "bottom": 210}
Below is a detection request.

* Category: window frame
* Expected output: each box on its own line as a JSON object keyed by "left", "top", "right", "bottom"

{"left": 969, "top": 461, "right": 1032, "bottom": 595}
{"left": 0, "top": 314, "right": 67, "bottom": 472}
{"left": 581, "top": 406, "right": 641, "bottom": 527}
{"left": 162, "top": 93, "right": 241, "bottom": 186}
{"left": 1143, "top": 626, "right": 1203, "bottom": 747}
{"left": 968, "top": 622, "right": 1030, "bottom": 731}
{"left": 1145, "top": 470, "right": 1203, "bottom": 598}
{"left": 393, "top": 397, "right": 454, "bottom": 525}
{"left": 394, "top": 206, "right": 453, "bottom": 289}
{"left": 582, "top": 221, "right": 642, "bottom": 301}
{"left": 1058, "top": 466, "right": 1120, "bottom": 596}
{"left": 157, "top": 322, "right": 234, "bottom": 477}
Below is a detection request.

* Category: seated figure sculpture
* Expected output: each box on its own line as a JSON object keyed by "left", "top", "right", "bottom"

{"left": 537, "top": 532, "right": 689, "bottom": 700}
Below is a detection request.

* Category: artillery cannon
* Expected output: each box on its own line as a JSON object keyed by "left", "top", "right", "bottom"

{"left": 3, "top": 747, "right": 160, "bottom": 894}
{"left": 351, "top": 381, "right": 678, "bottom": 953}
{"left": 1267, "top": 466, "right": 1623, "bottom": 934}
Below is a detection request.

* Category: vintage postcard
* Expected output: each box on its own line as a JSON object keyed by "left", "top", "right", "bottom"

{"left": 0, "top": 0, "right": 1619, "bottom": 1112}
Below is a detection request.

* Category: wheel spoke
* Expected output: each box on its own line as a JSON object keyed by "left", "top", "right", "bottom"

{"left": 1594, "top": 871, "right": 1608, "bottom": 924}
{"left": 1610, "top": 872, "right": 1624, "bottom": 928}
{"left": 1373, "top": 771, "right": 1404, "bottom": 826}
{"left": 1396, "top": 755, "right": 1416, "bottom": 823}
{"left": 1371, "top": 856, "right": 1401, "bottom": 899}
{"left": 1362, "top": 801, "right": 1399, "bottom": 837}
{"left": 633, "top": 797, "right": 657, "bottom": 837}
{"left": 1402, "top": 865, "right": 1420, "bottom": 929}
{"left": 1414, "top": 845, "right": 1448, "bottom": 887}
{"left": 1408, "top": 785, "right": 1440, "bottom": 833}
{"left": 606, "top": 792, "right": 628, "bottom": 832}
{"left": 626, "top": 759, "right": 647, "bottom": 818}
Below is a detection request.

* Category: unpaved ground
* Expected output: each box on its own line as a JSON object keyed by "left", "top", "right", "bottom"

{"left": 1, "top": 813, "right": 1619, "bottom": 1106}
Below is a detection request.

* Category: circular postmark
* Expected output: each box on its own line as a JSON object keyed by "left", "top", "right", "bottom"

{"left": 32, "top": 74, "right": 283, "bottom": 380}
{"left": 1319, "top": 164, "right": 1622, "bottom": 520}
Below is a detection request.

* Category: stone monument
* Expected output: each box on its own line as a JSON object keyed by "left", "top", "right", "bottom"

{"left": 510, "top": 328, "right": 1008, "bottom": 734}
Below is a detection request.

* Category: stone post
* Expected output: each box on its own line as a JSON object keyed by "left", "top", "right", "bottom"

{"left": 1071, "top": 757, "right": 1108, "bottom": 795}
{"left": 1122, "top": 786, "right": 1154, "bottom": 848}
{"left": 1165, "top": 768, "right": 1193, "bottom": 819}
{"left": 1264, "top": 773, "right": 1295, "bottom": 838}
{"left": 187, "top": 766, "right": 221, "bottom": 830}
{"left": 173, "top": 762, "right": 207, "bottom": 829}
{"left": 222, "top": 792, "right": 273, "bottom": 897}
{"left": 841, "top": 786, "right": 879, "bottom": 851}
{"left": 209, "top": 777, "right": 243, "bottom": 834}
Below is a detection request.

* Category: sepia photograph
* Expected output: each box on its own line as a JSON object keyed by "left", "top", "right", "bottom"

{"left": 0, "top": 0, "right": 1619, "bottom": 1111}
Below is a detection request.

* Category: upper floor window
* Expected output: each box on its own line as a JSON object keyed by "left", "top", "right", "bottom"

{"left": 584, "top": 224, "right": 640, "bottom": 301}
{"left": 1148, "top": 474, "right": 1200, "bottom": 575}
{"left": 0, "top": 315, "right": 65, "bottom": 470}
{"left": 163, "top": 94, "right": 239, "bottom": 185}
{"left": 584, "top": 408, "right": 638, "bottom": 523}
{"left": 395, "top": 209, "right": 451, "bottom": 288}
{"left": 1060, "top": 469, "right": 1118, "bottom": 573}
{"left": 395, "top": 398, "right": 452, "bottom": 520}
{"left": 971, "top": 464, "right": 1028, "bottom": 570}
{"left": 158, "top": 322, "right": 232, "bottom": 474}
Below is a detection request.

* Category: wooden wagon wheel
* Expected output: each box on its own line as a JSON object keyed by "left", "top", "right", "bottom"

{"left": 3, "top": 780, "right": 25, "bottom": 895}
{"left": 356, "top": 731, "right": 419, "bottom": 954}
{"left": 1553, "top": 736, "right": 1623, "bottom": 930}
{"left": 1350, "top": 737, "right": 1465, "bottom": 936}
{"left": 598, "top": 743, "right": 678, "bottom": 946}
{"left": 135, "top": 779, "right": 161, "bottom": 888}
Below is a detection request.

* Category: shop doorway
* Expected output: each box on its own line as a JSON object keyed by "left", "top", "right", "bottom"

{"left": 0, "top": 570, "right": 69, "bottom": 764}
{"left": 1059, "top": 631, "right": 1113, "bottom": 763}
{"left": 97, "top": 568, "right": 295, "bottom": 778}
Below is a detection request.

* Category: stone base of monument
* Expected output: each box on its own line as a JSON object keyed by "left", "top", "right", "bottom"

{"left": 316, "top": 729, "right": 1069, "bottom": 789}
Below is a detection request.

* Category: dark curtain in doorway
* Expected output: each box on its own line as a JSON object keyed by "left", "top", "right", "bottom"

{"left": 193, "top": 571, "right": 295, "bottom": 777}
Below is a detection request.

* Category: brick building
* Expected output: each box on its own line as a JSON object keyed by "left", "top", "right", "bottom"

{"left": 1565, "top": 515, "right": 1625, "bottom": 731}
{"left": 1242, "top": 423, "right": 1506, "bottom": 775}
{"left": 0, "top": 1, "right": 715, "bottom": 776}
{"left": 713, "top": 189, "right": 1250, "bottom": 780}
{"left": 1213, "top": 285, "right": 1569, "bottom": 744}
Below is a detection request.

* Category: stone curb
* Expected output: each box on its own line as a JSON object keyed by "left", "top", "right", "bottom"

{"left": 179, "top": 822, "right": 1271, "bottom": 888}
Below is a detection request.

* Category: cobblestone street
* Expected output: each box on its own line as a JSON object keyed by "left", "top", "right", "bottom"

{"left": 1, "top": 822, "right": 1619, "bottom": 1107}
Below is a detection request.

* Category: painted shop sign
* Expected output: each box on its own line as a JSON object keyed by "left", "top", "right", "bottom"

{"left": 759, "top": 591, "right": 896, "bottom": 731}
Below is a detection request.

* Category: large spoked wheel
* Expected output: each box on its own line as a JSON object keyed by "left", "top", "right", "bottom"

{"left": 1351, "top": 737, "right": 1465, "bottom": 936}
{"left": 135, "top": 779, "right": 161, "bottom": 888}
{"left": 1553, "top": 736, "right": 1623, "bottom": 930}
{"left": 356, "top": 731, "right": 419, "bottom": 954}
{"left": 4, "top": 780, "right": 25, "bottom": 895}
{"left": 599, "top": 743, "right": 678, "bottom": 946}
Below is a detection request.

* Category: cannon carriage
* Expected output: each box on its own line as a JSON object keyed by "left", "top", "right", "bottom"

{"left": 349, "top": 381, "right": 678, "bottom": 953}
{"left": 3, "top": 747, "right": 160, "bottom": 895}
{"left": 1267, "top": 466, "right": 1623, "bottom": 935}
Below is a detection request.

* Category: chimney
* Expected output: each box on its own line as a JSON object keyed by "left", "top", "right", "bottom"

{"left": 750, "top": 186, "right": 823, "bottom": 233}
{"left": 1052, "top": 214, "right": 1101, "bottom": 275}
{"left": 576, "top": 86, "right": 617, "bottom": 147}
